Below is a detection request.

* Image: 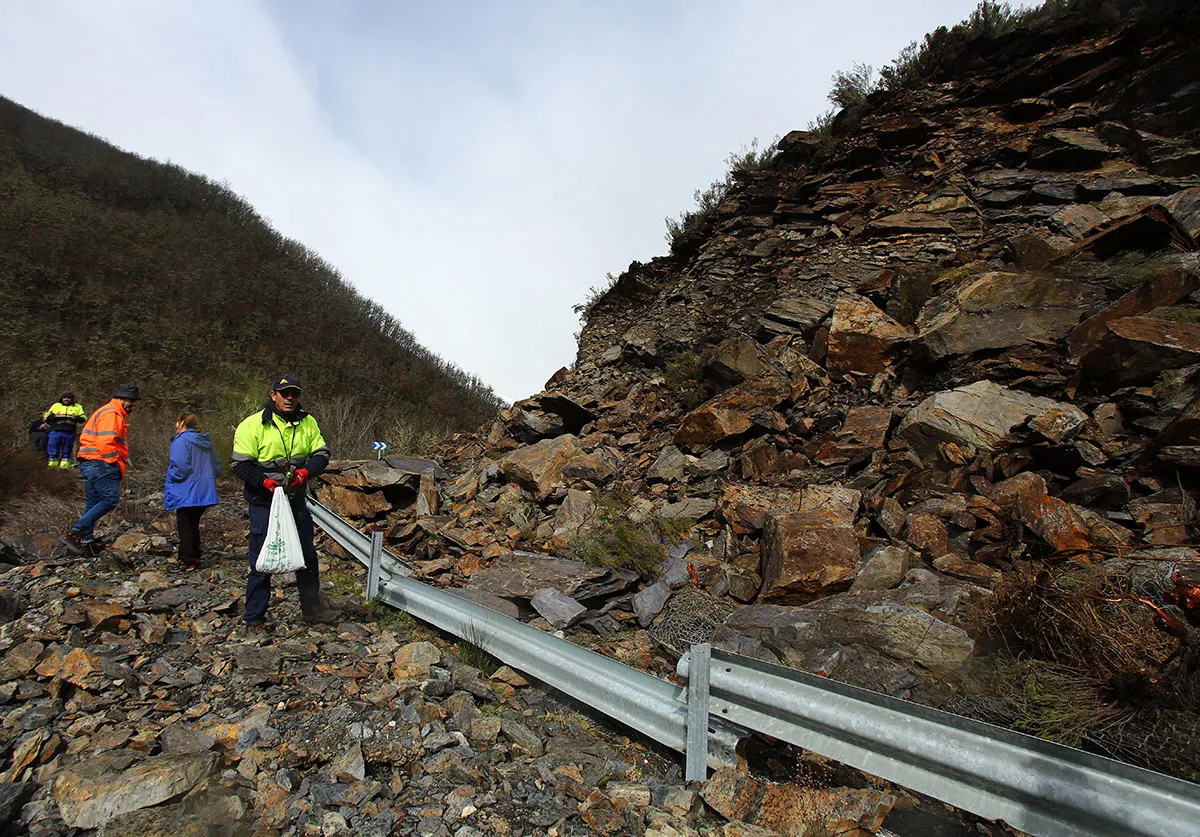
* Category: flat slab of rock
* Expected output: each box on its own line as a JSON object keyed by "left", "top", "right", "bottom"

{"left": 53, "top": 750, "right": 218, "bottom": 829}
{"left": 1080, "top": 315, "right": 1200, "bottom": 386}
{"left": 717, "top": 584, "right": 976, "bottom": 680}
{"left": 531, "top": 588, "right": 587, "bottom": 628}
{"left": 897, "top": 380, "right": 1082, "bottom": 455}
{"left": 1068, "top": 260, "right": 1200, "bottom": 358}
{"left": 465, "top": 552, "right": 636, "bottom": 602}
{"left": 917, "top": 271, "right": 1103, "bottom": 359}
{"left": 758, "top": 295, "right": 832, "bottom": 339}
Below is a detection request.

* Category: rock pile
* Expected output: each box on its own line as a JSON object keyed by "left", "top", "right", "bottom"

{"left": 6, "top": 2, "right": 1200, "bottom": 833}
{"left": 368, "top": 2, "right": 1200, "bottom": 733}
{"left": 8, "top": 542, "right": 862, "bottom": 836}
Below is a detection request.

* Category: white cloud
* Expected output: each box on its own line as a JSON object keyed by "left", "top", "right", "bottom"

{"left": 1, "top": 0, "right": 1024, "bottom": 402}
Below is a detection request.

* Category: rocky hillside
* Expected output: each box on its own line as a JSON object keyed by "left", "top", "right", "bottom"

{"left": 340, "top": 0, "right": 1200, "bottom": 778}
{"left": 0, "top": 96, "right": 502, "bottom": 448}
{"left": 5, "top": 2, "right": 1200, "bottom": 835}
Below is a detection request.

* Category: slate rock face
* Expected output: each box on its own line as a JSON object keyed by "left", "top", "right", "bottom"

{"left": 916, "top": 271, "right": 1105, "bottom": 359}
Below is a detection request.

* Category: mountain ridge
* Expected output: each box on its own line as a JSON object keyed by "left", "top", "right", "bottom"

{"left": 0, "top": 96, "right": 503, "bottom": 452}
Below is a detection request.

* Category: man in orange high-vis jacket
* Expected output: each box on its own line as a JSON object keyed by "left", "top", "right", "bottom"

{"left": 62, "top": 383, "right": 140, "bottom": 556}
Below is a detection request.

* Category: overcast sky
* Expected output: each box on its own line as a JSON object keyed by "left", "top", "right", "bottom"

{"left": 1, "top": 1, "right": 1025, "bottom": 403}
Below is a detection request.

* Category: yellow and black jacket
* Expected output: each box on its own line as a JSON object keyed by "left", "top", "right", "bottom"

{"left": 231, "top": 405, "right": 330, "bottom": 506}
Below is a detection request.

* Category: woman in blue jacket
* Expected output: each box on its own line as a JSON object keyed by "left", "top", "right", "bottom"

{"left": 165, "top": 413, "right": 221, "bottom": 570}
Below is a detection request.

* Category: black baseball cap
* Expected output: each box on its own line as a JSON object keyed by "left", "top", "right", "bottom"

{"left": 272, "top": 375, "right": 302, "bottom": 392}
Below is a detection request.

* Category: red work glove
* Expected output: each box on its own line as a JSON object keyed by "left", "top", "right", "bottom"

{"left": 263, "top": 478, "right": 281, "bottom": 492}
{"left": 289, "top": 468, "right": 309, "bottom": 489}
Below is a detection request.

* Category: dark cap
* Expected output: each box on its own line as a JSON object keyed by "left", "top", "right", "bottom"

{"left": 113, "top": 383, "right": 141, "bottom": 401}
{"left": 272, "top": 375, "right": 302, "bottom": 392}
{"left": 61, "top": 391, "right": 74, "bottom": 400}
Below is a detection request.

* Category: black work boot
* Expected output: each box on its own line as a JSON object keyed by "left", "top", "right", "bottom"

{"left": 61, "top": 530, "right": 86, "bottom": 557}
{"left": 301, "top": 598, "right": 342, "bottom": 625}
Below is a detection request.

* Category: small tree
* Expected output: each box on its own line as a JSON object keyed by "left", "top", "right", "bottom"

{"left": 828, "top": 62, "right": 877, "bottom": 110}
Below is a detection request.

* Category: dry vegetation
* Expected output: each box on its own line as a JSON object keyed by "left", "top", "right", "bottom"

{"left": 0, "top": 96, "right": 504, "bottom": 457}
{"left": 954, "top": 562, "right": 1200, "bottom": 780}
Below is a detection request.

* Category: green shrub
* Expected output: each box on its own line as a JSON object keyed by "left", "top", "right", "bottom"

{"left": 828, "top": 62, "right": 877, "bottom": 110}
{"left": 663, "top": 351, "right": 711, "bottom": 410}
{"left": 664, "top": 137, "right": 779, "bottom": 252}
{"left": 573, "top": 272, "right": 621, "bottom": 322}
{"left": 568, "top": 520, "right": 665, "bottom": 576}
{"left": 566, "top": 489, "right": 666, "bottom": 575}
{"left": 455, "top": 622, "right": 501, "bottom": 676}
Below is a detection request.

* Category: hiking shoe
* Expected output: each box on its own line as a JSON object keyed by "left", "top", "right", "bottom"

{"left": 58, "top": 460, "right": 71, "bottom": 469}
{"left": 232, "top": 621, "right": 269, "bottom": 640}
{"left": 182, "top": 558, "right": 202, "bottom": 572}
{"left": 61, "top": 530, "right": 86, "bottom": 556}
{"left": 301, "top": 601, "right": 342, "bottom": 625}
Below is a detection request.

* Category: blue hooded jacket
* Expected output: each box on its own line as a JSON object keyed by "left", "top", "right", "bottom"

{"left": 164, "top": 430, "right": 221, "bottom": 510}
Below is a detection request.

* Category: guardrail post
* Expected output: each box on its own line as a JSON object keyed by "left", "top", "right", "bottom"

{"left": 685, "top": 643, "right": 711, "bottom": 782}
{"left": 367, "top": 531, "right": 383, "bottom": 600}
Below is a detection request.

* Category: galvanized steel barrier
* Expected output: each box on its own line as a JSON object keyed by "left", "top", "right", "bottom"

{"left": 309, "top": 497, "right": 1200, "bottom": 837}
{"left": 307, "top": 497, "right": 743, "bottom": 771}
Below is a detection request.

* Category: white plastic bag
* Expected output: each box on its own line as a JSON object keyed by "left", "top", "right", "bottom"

{"left": 257, "top": 487, "right": 306, "bottom": 573}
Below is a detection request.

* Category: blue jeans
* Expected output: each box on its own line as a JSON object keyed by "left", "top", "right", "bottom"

{"left": 73, "top": 459, "right": 122, "bottom": 542}
{"left": 47, "top": 430, "right": 74, "bottom": 461}
{"left": 244, "top": 495, "right": 320, "bottom": 625}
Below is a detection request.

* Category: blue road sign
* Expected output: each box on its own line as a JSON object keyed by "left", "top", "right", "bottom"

{"left": 371, "top": 441, "right": 389, "bottom": 451}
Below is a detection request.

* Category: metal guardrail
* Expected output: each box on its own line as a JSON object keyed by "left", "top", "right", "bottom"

{"left": 678, "top": 648, "right": 1200, "bottom": 837}
{"left": 307, "top": 498, "right": 743, "bottom": 771}
{"left": 309, "top": 497, "right": 1200, "bottom": 837}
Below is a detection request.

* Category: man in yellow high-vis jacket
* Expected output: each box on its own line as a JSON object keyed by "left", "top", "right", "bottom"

{"left": 231, "top": 375, "right": 336, "bottom": 633}
{"left": 42, "top": 391, "right": 86, "bottom": 468}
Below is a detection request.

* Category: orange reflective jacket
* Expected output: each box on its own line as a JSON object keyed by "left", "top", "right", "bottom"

{"left": 77, "top": 399, "right": 131, "bottom": 476}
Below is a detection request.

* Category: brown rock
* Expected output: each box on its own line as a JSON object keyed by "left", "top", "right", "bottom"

{"left": 1080, "top": 315, "right": 1200, "bottom": 386}
{"left": 80, "top": 601, "right": 129, "bottom": 631}
{"left": 675, "top": 376, "right": 790, "bottom": 447}
{"left": 825, "top": 296, "right": 910, "bottom": 379}
{"left": 499, "top": 434, "right": 589, "bottom": 500}
{"left": 1069, "top": 266, "right": 1200, "bottom": 358}
{"left": 321, "top": 485, "right": 392, "bottom": 519}
{"left": 55, "top": 648, "right": 106, "bottom": 691}
{"left": 1015, "top": 479, "right": 1095, "bottom": 559}
{"left": 907, "top": 513, "right": 949, "bottom": 558}
{"left": 933, "top": 553, "right": 1003, "bottom": 584}
{"left": 702, "top": 767, "right": 895, "bottom": 836}
{"left": 760, "top": 511, "right": 859, "bottom": 603}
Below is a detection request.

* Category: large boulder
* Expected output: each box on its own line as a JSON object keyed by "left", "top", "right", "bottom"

{"left": 53, "top": 751, "right": 219, "bottom": 829}
{"left": 465, "top": 552, "right": 637, "bottom": 602}
{"left": 759, "top": 510, "right": 859, "bottom": 603}
{"left": 716, "top": 570, "right": 982, "bottom": 695}
{"left": 499, "top": 435, "right": 600, "bottom": 500}
{"left": 916, "top": 272, "right": 1104, "bottom": 359}
{"left": 897, "top": 381, "right": 1085, "bottom": 456}
{"left": 824, "top": 296, "right": 910, "bottom": 379}
{"left": 1079, "top": 316, "right": 1200, "bottom": 386}
{"left": 675, "top": 376, "right": 790, "bottom": 448}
